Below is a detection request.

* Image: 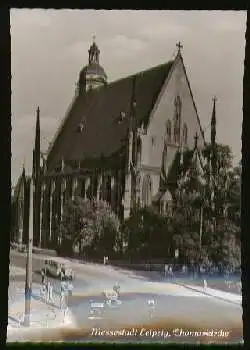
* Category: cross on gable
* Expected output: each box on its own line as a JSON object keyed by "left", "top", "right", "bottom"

{"left": 176, "top": 41, "right": 183, "bottom": 51}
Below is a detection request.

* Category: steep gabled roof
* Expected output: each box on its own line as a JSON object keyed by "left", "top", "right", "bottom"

{"left": 46, "top": 61, "right": 173, "bottom": 173}
{"left": 178, "top": 54, "right": 205, "bottom": 144}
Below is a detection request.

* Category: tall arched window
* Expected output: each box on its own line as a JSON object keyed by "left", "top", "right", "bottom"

{"left": 183, "top": 123, "right": 188, "bottom": 145}
{"left": 166, "top": 120, "right": 172, "bottom": 142}
{"left": 174, "top": 96, "right": 182, "bottom": 144}
{"left": 142, "top": 174, "right": 152, "bottom": 207}
{"left": 137, "top": 137, "right": 142, "bottom": 166}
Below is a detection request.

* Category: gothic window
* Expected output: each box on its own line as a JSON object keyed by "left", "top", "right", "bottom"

{"left": 166, "top": 120, "right": 172, "bottom": 142}
{"left": 142, "top": 174, "right": 152, "bottom": 207}
{"left": 174, "top": 96, "right": 182, "bottom": 144}
{"left": 137, "top": 137, "right": 142, "bottom": 166}
{"left": 151, "top": 136, "right": 156, "bottom": 147}
{"left": 183, "top": 123, "right": 188, "bottom": 145}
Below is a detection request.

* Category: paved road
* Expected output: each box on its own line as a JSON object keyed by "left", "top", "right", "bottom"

{"left": 9, "top": 250, "right": 242, "bottom": 344}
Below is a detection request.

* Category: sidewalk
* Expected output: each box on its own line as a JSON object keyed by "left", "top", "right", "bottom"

{"left": 9, "top": 265, "right": 26, "bottom": 277}
{"left": 174, "top": 282, "right": 242, "bottom": 306}
{"left": 7, "top": 283, "right": 75, "bottom": 342}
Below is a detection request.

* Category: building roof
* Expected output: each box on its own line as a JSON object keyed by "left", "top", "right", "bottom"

{"left": 46, "top": 60, "right": 173, "bottom": 173}
{"left": 80, "top": 62, "right": 107, "bottom": 79}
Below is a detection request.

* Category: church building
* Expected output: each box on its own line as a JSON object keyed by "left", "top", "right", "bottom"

{"left": 12, "top": 39, "right": 215, "bottom": 250}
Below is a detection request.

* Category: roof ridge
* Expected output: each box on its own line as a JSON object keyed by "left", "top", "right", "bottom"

{"left": 107, "top": 60, "right": 173, "bottom": 88}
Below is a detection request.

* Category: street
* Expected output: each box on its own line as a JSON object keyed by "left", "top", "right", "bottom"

{"left": 9, "top": 250, "right": 243, "bottom": 343}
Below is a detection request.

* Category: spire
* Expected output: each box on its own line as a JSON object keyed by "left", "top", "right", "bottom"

{"left": 35, "top": 106, "right": 40, "bottom": 150}
{"left": 210, "top": 97, "right": 217, "bottom": 178}
{"left": 88, "top": 36, "right": 100, "bottom": 65}
{"left": 22, "top": 160, "right": 26, "bottom": 177}
{"left": 211, "top": 96, "right": 217, "bottom": 146}
{"left": 34, "top": 106, "right": 41, "bottom": 180}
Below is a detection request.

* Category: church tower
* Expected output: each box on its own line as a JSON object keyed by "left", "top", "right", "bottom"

{"left": 33, "top": 106, "right": 41, "bottom": 247}
{"left": 77, "top": 37, "right": 107, "bottom": 94}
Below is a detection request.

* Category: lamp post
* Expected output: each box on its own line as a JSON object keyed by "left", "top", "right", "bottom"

{"left": 24, "top": 177, "right": 34, "bottom": 327}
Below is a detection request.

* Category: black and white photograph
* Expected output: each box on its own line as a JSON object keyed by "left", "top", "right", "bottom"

{"left": 9, "top": 9, "right": 245, "bottom": 344}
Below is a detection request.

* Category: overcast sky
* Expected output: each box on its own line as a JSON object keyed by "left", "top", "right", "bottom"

{"left": 11, "top": 9, "right": 246, "bottom": 186}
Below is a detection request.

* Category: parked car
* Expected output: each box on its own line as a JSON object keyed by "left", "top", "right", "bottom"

{"left": 42, "top": 257, "right": 75, "bottom": 280}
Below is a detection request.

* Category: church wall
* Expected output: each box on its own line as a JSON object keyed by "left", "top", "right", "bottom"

{"left": 140, "top": 55, "right": 204, "bottom": 199}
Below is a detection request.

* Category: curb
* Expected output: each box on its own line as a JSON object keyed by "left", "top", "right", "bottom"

{"left": 173, "top": 281, "right": 241, "bottom": 306}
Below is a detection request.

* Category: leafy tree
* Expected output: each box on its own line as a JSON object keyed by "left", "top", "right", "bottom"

{"left": 124, "top": 207, "right": 174, "bottom": 261}
{"left": 170, "top": 144, "right": 241, "bottom": 268}
{"left": 59, "top": 197, "right": 121, "bottom": 258}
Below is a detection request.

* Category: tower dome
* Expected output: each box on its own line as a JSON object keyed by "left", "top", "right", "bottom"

{"left": 78, "top": 37, "right": 107, "bottom": 94}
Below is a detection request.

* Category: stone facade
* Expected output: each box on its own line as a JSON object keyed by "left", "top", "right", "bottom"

{"left": 12, "top": 41, "right": 207, "bottom": 249}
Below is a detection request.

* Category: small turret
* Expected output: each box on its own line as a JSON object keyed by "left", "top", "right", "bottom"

{"left": 78, "top": 36, "right": 107, "bottom": 94}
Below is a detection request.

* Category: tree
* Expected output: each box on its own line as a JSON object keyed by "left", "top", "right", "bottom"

{"left": 201, "top": 144, "right": 241, "bottom": 267}
{"left": 59, "top": 197, "right": 121, "bottom": 258}
{"left": 123, "top": 206, "right": 174, "bottom": 261}
{"left": 170, "top": 144, "right": 241, "bottom": 268}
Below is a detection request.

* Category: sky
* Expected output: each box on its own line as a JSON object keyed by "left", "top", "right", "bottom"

{"left": 11, "top": 9, "right": 246, "bottom": 186}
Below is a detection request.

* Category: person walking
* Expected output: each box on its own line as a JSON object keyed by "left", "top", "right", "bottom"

{"left": 60, "top": 280, "right": 66, "bottom": 310}
{"left": 164, "top": 264, "right": 168, "bottom": 278}
{"left": 41, "top": 268, "right": 45, "bottom": 284}
{"left": 49, "top": 282, "right": 53, "bottom": 302}
{"left": 68, "top": 281, "right": 73, "bottom": 297}
{"left": 203, "top": 279, "right": 207, "bottom": 291}
{"left": 113, "top": 282, "right": 120, "bottom": 298}
{"left": 168, "top": 265, "right": 173, "bottom": 280}
{"left": 40, "top": 282, "right": 46, "bottom": 300}
{"left": 46, "top": 281, "right": 50, "bottom": 304}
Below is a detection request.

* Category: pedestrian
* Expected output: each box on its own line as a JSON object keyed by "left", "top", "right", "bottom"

{"left": 60, "top": 281, "right": 65, "bottom": 310}
{"left": 168, "top": 265, "right": 173, "bottom": 280}
{"left": 41, "top": 268, "right": 45, "bottom": 284}
{"left": 46, "top": 281, "right": 50, "bottom": 303}
{"left": 68, "top": 281, "right": 73, "bottom": 297}
{"left": 104, "top": 256, "right": 106, "bottom": 265}
{"left": 49, "top": 283, "right": 53, "bottom": 302}
{"left": 113, "top": 282, "right": 120, "bottom": 298}
{"left": 60, "top": 271, "right": 65, "bottom": 282}
{"left": 40, "top": 282, "right": 46, "bottom": 299}
{"left": 203, "top": 279, "right": 207, "bottom": 291}
{"left": 164, "top": 264, "right": 168, "bottom": 278}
